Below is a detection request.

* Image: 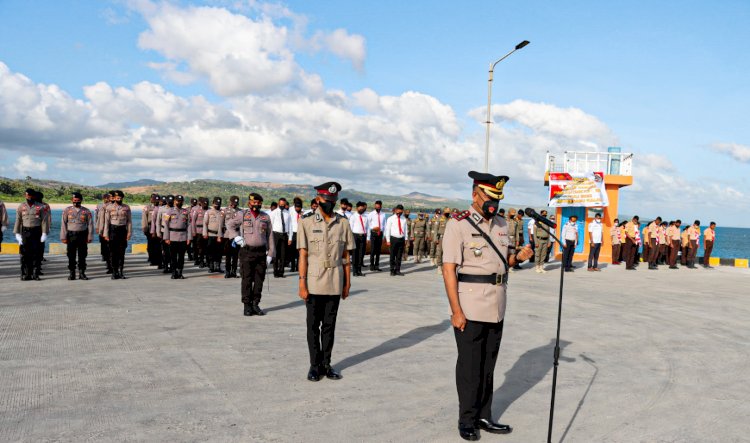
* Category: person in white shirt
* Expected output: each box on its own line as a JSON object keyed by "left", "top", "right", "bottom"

{"left": 385, "top": 204, "right": 409, "bottom": 276}
{"left": 527, "top": 217, "right": 536, "bottom": 263}
{"left": 587, "top": 213, "right": 603, "bottom": 271}
{"left": 561, "top": 215, "right": 579, "bottom": 272}
{"left": 269, "top": 198, "right": 292, "bottom": 277}
{"left": 336, "top": 198, "right": 351, "bottom": 219}
{"left": 289, "top": 197, "right": 305, "bottom": 272}
{"left": 349, "top": 201, "right": 369, "bottom": 277}
{"left": 366, "top": 200, "right": 386, "bottom": 272}
{"left": 302, "top": 198, "right": 318, "bottom": 217}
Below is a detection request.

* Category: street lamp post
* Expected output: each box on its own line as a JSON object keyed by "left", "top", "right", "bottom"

{"left": 484, "top": 40, "right": 530, "bottom": 172}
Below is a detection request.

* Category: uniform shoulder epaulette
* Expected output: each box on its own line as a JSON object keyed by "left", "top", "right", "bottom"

{"left": 453, "top": 210, "right": 470, "bottom": 221}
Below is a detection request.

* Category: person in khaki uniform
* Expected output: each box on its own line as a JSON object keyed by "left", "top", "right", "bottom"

{"left": 142, "top": 193, "right": 160, "bottom": 267}
{"left": 0, "top": 199, "right": 8, "bottom": 253}
{"left": 434, "top": 207, "right": 450, "bottom": 273}
{"left": 60, "top": 192, "right": 94, "bottom": 280}
{"left": 14, "top": 188, "right": 50, "bottom": 280}
{"left": 658, "top": 222, "right": 669, "bottom": 265}
{"left": 533, "top": 209, "right": 551, "bottom": 273}
{"left": 203, "top": 197, "right": 225, "bottom": 273}
{"left": 163, "top": 195, "right": 192, "bottom": 279}
{"left": 103, "top": 190, "right": 132, "bottom": 280}
{"left": 402, "top": 209, "right": 412, "bottom": 261}
{"left": 297, "top": 181, "right": 355, "bottom": 382}
{"left": 222, "top": 195, "right": 243, "bottom": 278}
{"left": 442, "top": 171, "right": 533, "bottom": 440}
{"left": 623, "top": 216, "right": 639, "bottom": 269}
{"left": 703, "top": 222, "right": 716, "bottom": 268}
{"left": 667, "top": 220, "right": 682, "bottom": 269}
{"left": 646, "top": 217, "right": 662, "bottom": 270}
{"left": 238, "top": 193, "right": 274, "bottom": 316}
{"left": 687, "top": 220, "right": 701, "bottom": 269}
{"left": 428, "top": 209, "right": 440, "bottom": 264}
{"left": 96, "top": 192, "right": 113, "bottom": 271}
{"left": 411, "top": 212, "right": 428, "bottom": 263}
{"left": 610, "top": 218, "right": 621, "bottom": 265}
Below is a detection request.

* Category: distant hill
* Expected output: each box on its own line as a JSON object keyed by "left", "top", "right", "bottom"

{"left": 99, "top": 179, "right": 165, "bottom": 189}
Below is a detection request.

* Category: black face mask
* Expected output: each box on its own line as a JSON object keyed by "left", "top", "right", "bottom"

{"left": 357, "top": 209, "right": 365, "bottom": 215}
{"left": 319, "top": 201, "right": 335, "bottom": 215}
{"left": 115, "top": 199, "right": 123, "bottom": 205}
{"left": 481, "top": 200, "right": 499, "bottom": 219}
{"left": 73, "top": 201, "right": 82, "bottom": 207}
{"left": 176, "top": 202, "right": 183, "bottom": 208}
{"left": 395, "top": 212, "right": 403, "bottom": 217}
{"left": 26, "top": 198, "right": 35, "bottom": 205}
{"left": 250, "top": 204, "right": 262, "bottom": 212}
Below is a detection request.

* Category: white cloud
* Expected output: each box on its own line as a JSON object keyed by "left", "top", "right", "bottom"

{"left": 310, "top": 28, "right": 366, "bottom": 71}
{"left": 14, "top": 155, "right": 47, "bottom": 175}
{"left": 710, "top": 142, "right": 750, "bottom": 163}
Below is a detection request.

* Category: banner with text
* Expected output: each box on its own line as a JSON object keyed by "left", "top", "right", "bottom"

{"left": 548, "top": 172, "right": 609, "bottom": 207}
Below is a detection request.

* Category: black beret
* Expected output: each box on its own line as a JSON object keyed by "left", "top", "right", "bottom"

{"left": 249, "top": 193, "right": 263, "bottom": 202}
{"left": 230, "top": 195, "right": 239, "bottom": 204}
{"left": 175, "top": 195, "right": 184, "bottom": 201}
{"left": 25, "top": 188, "right": 35, "bottom": 194}
{"left": 190, "top": 198, "right": 198, "bottom": 204}
{"left": 113, "top": 190, "right": 124, "bottom": 198}
{"left": 212, "top": 196, "right": 222, "bottom": 205}
{"left": 72, "top": 192, "right": 83, "bottom": 199}
{"left": 166, "top": 195, "right": 175, "bottom": 202}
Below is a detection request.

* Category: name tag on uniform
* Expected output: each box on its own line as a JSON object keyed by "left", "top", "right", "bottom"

{"left": 471, "top": 233, "right": 482, "bottom": 237}
{"left": 313, "top": 229, "right": 323, "bottom": 233}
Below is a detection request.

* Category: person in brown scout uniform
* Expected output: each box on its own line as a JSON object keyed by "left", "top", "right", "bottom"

{"left": 14, "top": 189, "right": 50, "bottom": 280}
{"left": 143, "top": 193, "right": 160, "bottom": 267}
{"left": 610, "top": 218, "right": 621, "bottom": 265}
{"left": 703, "top": 222, "right": 716, "bottom": 268}
{"left": 687, "top": 220, "right": 701, "bottom": 269}
{"left": 103, "top": 190, "right": 132, "bottom": 280}
{"left": 647, "top": 217, "right": 662, "bottom": 270}
{"left": 0, "top": 198, "right": 8, "bottom": 253}
{"left": 61, "top": 192, "right": 95, "bottom": 280}
{"left": 667, "top": 220, "right": 682, "bottom": 269}
{"left": 297, "top": 182, "right": 355, "bottom": 382}
{"left": 203, "top": 197, "right": 225, "bottom": 273}
{"left": 442, "top": 171, "right": 533, "bottom": 440}
{"left": 163, "top": 195, "right": 192, "bottom": 279}
{"left": 238, "top": 193, "right": 274, "bottom": 316}
{"left": 222, "top": 195, "right": 243, "bottom": 278}
{"left": 623, "top": 216, "right": 639, "bottom": 270}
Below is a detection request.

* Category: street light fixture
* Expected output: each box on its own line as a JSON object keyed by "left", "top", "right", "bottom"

{"left": 484, "top": 40, "right": 530, "bottom": 172}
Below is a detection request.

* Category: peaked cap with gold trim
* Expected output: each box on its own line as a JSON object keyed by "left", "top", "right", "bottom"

{"left": 468, "top": 171, "right": 508, "bottom": 200}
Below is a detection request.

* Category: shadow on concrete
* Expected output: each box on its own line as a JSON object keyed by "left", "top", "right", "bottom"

{"left": 403, "top": 265, "right": 438, "bottom": 275}
{"left": 492, "top": 338, "right": 575, "bottom": 421}
{"left": 559, "top": 353, "right": 598, "bottom": 443}
{"left": 335, "top": 319, "right": 451, "bottom": 371}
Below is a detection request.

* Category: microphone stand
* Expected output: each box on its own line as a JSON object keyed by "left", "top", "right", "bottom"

{"left": 535, "top": 222, "right": 565, "bottom": 443}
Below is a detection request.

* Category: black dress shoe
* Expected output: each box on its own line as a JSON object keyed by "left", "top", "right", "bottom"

{"left": 395, "top": 271, "right": 405, "bottom": 276}
{"left": 243, "top": 303, "right": 253, "bottom": 316}
{"left": 322, "top": 365, "right": 342, "bottom": 380}
{"left": 458, "top": 425, "right": 479, "bottom": 441}
{"left": 252, "top": 304, "right": 266, "bottom": 316}
{"left": 68, "top": 271, "right": 76, "bottom": 281}
{"left": 477, "top": 418, "right": 512, "bottom": 434}
{"left": 307, "top": 366, "right": 321, "bottom": 382}
{"left": 79, "top": 271, "right": 89, "bottom": 280}
{"left": 106, "top": 268, "right": 113, "bottom": 274}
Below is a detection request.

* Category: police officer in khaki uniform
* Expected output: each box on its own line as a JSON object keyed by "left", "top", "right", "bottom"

{"left": 96, "top": 192, "right": 113, "bottom": 271}
{"left": 143, "top": 193, "right": 160, "bottom": 267}
{"left": 428, "top": 209, "right": 440, "bottom": 264}
{"left": 163, "top": 195, "right": 192, "bottom": 279}
{"left": 239, "top": 193, "right": 274, "bottom": 316}
{"left": 154, "top": 195, "right": 173, "bottom": 273}
{"left": 203, "top": 197, "right": 225, "bottom": 273}
{"left": 411, "top": 212, "right": 428, "bottom": 263}
{"left": 297, "top": 182, "right": 355, "bottom": 382}
{"left": 103, "top": 190, "right": 132, "bottom": 280}
{"left": 222, "top": 195, "right": 243, "bottom": 278}
{"left": 434, "top": 207, "right": 450, "bottom": 273}
{"left": 403, "top": 208, "right": 412, "bottom": 261}
{"left": 191, "top": 197, "right": 208, "bottom": 268}
{"left": 442, "top": 171, "right": 533, "bottom": 441}
{"left": 187, "top": 197, "right": 198, "bottom": 261}
{"left": 14, "top": 189, "right": 50, "bottom": 280}
{"left": 61, "top": 192, "right": 95, "bottom": 280}
{"left": 533, "top": 209, "right": 551, "bottom": 273}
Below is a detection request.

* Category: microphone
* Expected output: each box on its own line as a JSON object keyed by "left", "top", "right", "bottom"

{"left": 525, "top": 208, "right": 556, "bottom": 229}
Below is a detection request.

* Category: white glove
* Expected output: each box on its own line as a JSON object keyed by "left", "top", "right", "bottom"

{"left": 266, "top": 256, "right": 273, "bottom": 265}
{"left": 1, "top": 226, "right": 6, "bottom": 232}
{"left": 15, "top": 233, "right": 23, "bottom": 245}
{"left": 40, "top": 233, "right": 48, "bottom": 243}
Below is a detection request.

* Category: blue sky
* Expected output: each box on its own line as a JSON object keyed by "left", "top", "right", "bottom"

{"left": 0, "top": 0, "right": 748, "bottom": 226}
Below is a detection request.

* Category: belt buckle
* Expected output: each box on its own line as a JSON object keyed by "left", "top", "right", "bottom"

{"left": 496, "top": 273, "right": 508, "bottom": 285}
{"left": 323, "top": 260, "right": 333, "bottom": 268}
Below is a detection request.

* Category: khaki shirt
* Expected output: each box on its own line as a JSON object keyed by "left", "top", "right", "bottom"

{"left": 142, "top": 204, "right": 156, "bottom": 232}
{"left": 239, "top": 210, "right": 274, "bottom": 257}
{"left": 14, "top": 201, "right": 50, "bottom": 233}
{"left": 442, "top": 207, "right": 510, "bottom": 323}
{"left": 648, "top": 222, "right": 659, "bottom": 239}
{"left": 191, "top": 207, "right": 207, "bottom": 237}
{"left": 222, "top": 207, "right": 243, "bottom": 239}
{"left": 412, "top": 218, "right": 427, "bottom": 238}
{"left": 681, "top": 230, "right": 690, "bottom": 247}
{"left": 153, "top": 205, "right": 169, "bottom": 238}
{"left": 203, "top": 208, "right": 224, "bottom": 237}
{"left": 668, "top": 226, "right": 680, "bottom": 241}
{"left": 104, "top": 203, "right": 132, "bottom": 236}
{"left": 624, "top": 221, "right": 637, "bottom": 240}
{"left": 0, "top": 200, "right": 8, "bottom": 231}
{"left": 297, "top": 213, "right": 355, "bottom": 296}
{"left": 96, "top": 202, "right": 111, "bottom": 236}
{"left": 60, "top": 206, "right": 94, "bottom": 241}
{"left": 163, "top": 207, "right": 192, "bottom": 242}
{"left": 704, "top": 228, "right": 715, "bottom": 242}
{"left": 610, "top": 226, "right": 621, "bottom": 245}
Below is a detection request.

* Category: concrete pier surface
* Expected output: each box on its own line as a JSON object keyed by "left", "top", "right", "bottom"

{"left": 1, "top": 255, "right": 748, "bottom": 442}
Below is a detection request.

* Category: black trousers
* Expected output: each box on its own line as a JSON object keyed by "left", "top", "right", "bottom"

{"left": 161, "top": 239, "right": 171, "bottom": 269}
{"left": 170, "top": 241, "right": 187, "bottom": 272}
{"left": 207, "top": 236, "right": 222, "bottom": 265}
{"left": 369, "top": 231, "right": 383, "bottom": 269}
{"left": 193, "top": 233, "right": 205, "bottom": 263}
{"left": 240, "top": 246, "right": 267, "bottom": 304}
{"left": 224, "top": 239, "right": 239, "bottom": 272}
{"left": 454, "top": 320, "right": 504, "bottom": 427}
{"left": 306, "top": 294, "right": 341, "bottom": 367}
{"left": 353, "top": 233, "right": 366, "bottom": 274}
{"left": 587, "top": 243, "right": 601, "bottom": 268}
{"left": 109, "top": 225, "right": 128, "bottom": 272}
{"left": 146, "top": 231, "right": 161, "bottom": 265}
{"left": 99, "top": 234, "right": 110, "bottom": 266}
{"left": 21, "top": 227, "right": 42, "bottom": 277}
{"left": 272, "top": 232, "right": 288, "bottom": 276}
{"left": 389, "top": 237, "right": 405, "bottom": 273}
{"left": 563, "top": 240, "right": 576, "bottom": 269}
{"left": 66, "top": 231, "right": 89, "bottom": 271}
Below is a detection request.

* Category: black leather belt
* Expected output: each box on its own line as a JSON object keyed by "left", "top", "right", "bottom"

{"left": 22, "top": 226, "right": 42, "bottom": 231}
{"left": 208, "top": 229, "right": 218, "bottom": 234}
{"left": 457, "top": 273, "right": 507, "bottom": 285}
{"left": 170, "top": 228, "right": 187, "bottom": 232}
